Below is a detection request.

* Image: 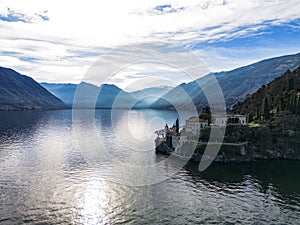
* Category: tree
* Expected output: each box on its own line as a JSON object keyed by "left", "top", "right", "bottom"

{"left": 297, "top": 95, "right": 300, "bottom": 115}
{"left": 288, "top": 78, "right": 295, "bottom": 91}
{"left": 292, "top": 92, "right": 296, "bottom": 114}
{"left": 280, "top": 95, "right": 285, "bottom": 111}
{"left": 202, "top": 106, "right": 211, "bottom": 115}
{"left": 247, "top": 113, "right": 254, "bottom": 123}
{"left": 263, "top": 97, "right": 270, "bottom": 120}
{"left": 255, "top": 127, "right": 272, "bottom": 146}
{"left": 175, "top": 118, "right": 179, "bottom": 133}
{"left": 285, "top": 69, "right": 291, "bottom": 90}
{"left": 199, "top": 106, "right": 212, "bottom": 124}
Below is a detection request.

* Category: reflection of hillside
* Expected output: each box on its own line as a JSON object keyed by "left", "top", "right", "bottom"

{"left": 0, "top": 110, "right": 46, "bottom": 141}
{"left": 182, "top": 160, "right": 300, "bottom": 205}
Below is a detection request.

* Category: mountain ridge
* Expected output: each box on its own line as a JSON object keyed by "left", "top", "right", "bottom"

{"left": 0, "top": 67, "right": 67, "bottom": 111}
{"left": 150, "top": 52, "right": 300, "bottom": 110}
{"left": 41, "top": 82, "right": 137, "bottom": 108}
{"left": 232, "top": 65, "right": 300, "bottom": 119}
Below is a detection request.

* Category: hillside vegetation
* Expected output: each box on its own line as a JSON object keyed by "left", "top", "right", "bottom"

{"left": 231, "top": 65, "right": 300, "bottom": 160}
{"left": 232, "top": 65, "right": 300, "bottom": 121}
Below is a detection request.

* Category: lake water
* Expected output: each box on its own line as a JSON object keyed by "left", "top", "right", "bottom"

{"left": 0, "top": 109, "right": 299, "bottom": 224}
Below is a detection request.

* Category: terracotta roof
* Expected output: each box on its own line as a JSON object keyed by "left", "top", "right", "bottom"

{"left": 186, "top": 117, "right": 208, "bottom": 123}
{"left": 180, "top": 130, "right": 194, "bottom": 137}
{"left": 167, "top": 131, "right": 180, "bottom": 136}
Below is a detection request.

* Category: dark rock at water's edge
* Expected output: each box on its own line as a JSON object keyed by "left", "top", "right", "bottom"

{"left": 156, "top": 142, "right": 253, "bottom": 163}
{"left": 156, "top": 137, "right": 300, "bottom": 164}
{"left": 155, "top": 141, "right": 173, "bottom": 155}
{"left": 0, "top": 67, "right": 67, "bottom": 111}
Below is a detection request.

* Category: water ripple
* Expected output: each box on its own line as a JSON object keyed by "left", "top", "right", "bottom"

{"left": 0, "top": 110, "right": 300, "bottom": 224}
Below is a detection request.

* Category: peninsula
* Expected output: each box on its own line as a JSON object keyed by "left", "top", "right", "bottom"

{"left": 155, "top": 66, "right": 300, "bottom": 162}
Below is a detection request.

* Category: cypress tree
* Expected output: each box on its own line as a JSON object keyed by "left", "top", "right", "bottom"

{"left": 292, "top": 93, "right": 296, "bottom": 114}
{"left": 289, "top": 78, "right": 295, "bottom": 90}
{"left": 285, "top": 69, "right": 291, "bottom": 90}
{"left": 263, "top": 97, "right": 270, "bottom": 120}
{"left": 175, "top": 118, "right": 179, "bottom": 133}
{"left": 298, "top": 95, "right": 300, "bottom": 115}
{"left": 296, "top": 94, "right": 300, "bottom": 115}
{"left": 247, "top": 113, "right": 253, "bottom": 123}
{"left": 289, "top": 94, "right": 293, "bottom": 113}
{"left": 280, "top": 95, "right": 285, "bottom": 111}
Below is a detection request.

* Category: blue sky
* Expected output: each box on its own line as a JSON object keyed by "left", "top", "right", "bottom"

{"left": 0, "top": 0, "right": 300, "bottom": 90}
{"left": 193, "top": 19, "right": 300, "bottom": 72}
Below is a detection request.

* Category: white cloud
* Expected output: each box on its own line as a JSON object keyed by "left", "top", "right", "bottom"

{"left": 0, "top": 55, "right": 31, "bottom": 68}
{"left": 0, "top": 0, "right": 300, "bottom": 88}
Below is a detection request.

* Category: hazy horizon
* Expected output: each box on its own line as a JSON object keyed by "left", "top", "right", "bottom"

{"left": 1, "top": 0, "right": 300, "bottom": 91}
{"left": 5, "top": 51, "right": 300, "bottom": 92}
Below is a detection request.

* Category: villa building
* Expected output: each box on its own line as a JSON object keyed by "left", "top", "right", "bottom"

{"left": 162, "top": 117, "right": 208, "bottom": 150}
{"left": 155, "top": 114, "right": 247, "bottom": 154}
{"left": 213, "top": 115, "right": 247, "bottom": 126}
{"left": 185, "top": 117, "right": 209, "bottom": 135}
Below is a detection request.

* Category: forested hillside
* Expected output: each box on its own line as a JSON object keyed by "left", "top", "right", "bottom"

{"left": 232, "top": 66, "right": 300, "bottom": 122}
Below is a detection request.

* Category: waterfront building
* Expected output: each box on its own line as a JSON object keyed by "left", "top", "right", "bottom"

{"left": 213, "top": 115, "right": 247, "bottom": 126}
{"left": 185, "top": 117, "right": 208, "bottom": 135}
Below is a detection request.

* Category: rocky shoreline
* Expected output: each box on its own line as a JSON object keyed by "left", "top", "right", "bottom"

{"left": 156, "top": 140, "right": 300, "bottom": 163}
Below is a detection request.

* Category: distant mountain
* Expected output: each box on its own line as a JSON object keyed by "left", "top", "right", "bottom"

{"left": 129, "top": 86, "right": 173, "bottom": 108}
{"left": 151, "top": 53, "right": 300, "bottom": 110}
{"left": 0, "top": 67, "right": 67, "bottom": 111}
{"left": 41, "top": 82, "right": 137, "bottom": 108}
{"left": 216, "top": 52, "right": 300, "bottom": 107}
{"left": 149, "top": 75, "right": 213, "bottom": 110}
{"left": 130, "top": 86, "right": 172, "bottom": 99}
{"left": 41, "top": 83, "right": 77, "bottom": 106}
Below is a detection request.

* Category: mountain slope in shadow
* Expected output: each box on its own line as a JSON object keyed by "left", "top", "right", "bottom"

{"left": 0, "top": 67, "right": 67, "bottom": 111}
{"left": 151, "top": 52, "right": 300, "bottom": 110}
